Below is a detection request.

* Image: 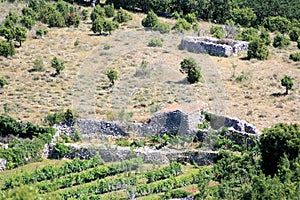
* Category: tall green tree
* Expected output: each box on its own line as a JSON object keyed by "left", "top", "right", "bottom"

{"left": 259, "top": 123, "right": 300, "bottom": 176}
{"left": 15, "top": 26, "right": 27, "bottom": 47}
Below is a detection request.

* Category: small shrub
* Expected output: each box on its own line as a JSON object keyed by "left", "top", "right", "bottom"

{"left": 54, "top": 142, "right": 72, "bottom": 159}
{"left": 142, "top": 10, "right": 158, "bottom": 28}
{"left": 154, "top": 23, "right": 171, "bottom": 34}
{"left": 74, "top": 39, "right": 79, "bottom": 46}
{"left": 164, "top": 189, "right": 191, "bottom": 198}
{"left": 33, "top": 58, "right": 45, "bottom": 72}
{"left": 289, "top": 27, "right": 300, "bottom": 41}
{"left": 210, "top": 25, "right": 225, "bottom": 39}
{"left": 103, "top": 44, "right": 111, "bottom": 50}
{"left": 36, "top": 28, "right": 48, "bottom": 38}
{"left": 104, "top": 4, "right": 115, "bottom": 18}
{"left": 51, "top": 57, "right": 65, "bottom": 75}
{"left": 148, "top": 38, "right": 163, "bottom": 47}
{"left": 0, "top": 77, "right": 7, "bottom": 88}
{"left": 248, "top": 39, "right": 269, "bottom": 60}
{"left": 114, "top": 8, "right": 132, "bottom": 23}
{"left": 236, "top": 72, "right": 250, "bottom": 82}
{"left": 289, "top": 52, "right": 300, "bottom": 61}
{"left": 173, "top": 18, "right": 191, "bottom": 32}
{"left": 273, "top": 34, "right": 290, "bottom": 48}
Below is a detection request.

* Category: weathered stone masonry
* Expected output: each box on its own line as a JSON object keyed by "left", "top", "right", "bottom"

{"left": 180, "top": 36, "right": 249, "bottom": 57}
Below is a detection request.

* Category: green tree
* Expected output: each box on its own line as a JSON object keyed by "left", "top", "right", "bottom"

{"left": 103, "top": 19, "right": 119, "bottom": 34}
{"left": 263, "top": 16, "right": 291, "bottom": 34}
{"left": 104, "top": 3, "right": 115, "bottom": 18}
{"left": 273, "top": 34, "right": 290, "bottom": 48}
{"left": 289, "top": 27, "right": 300, "bottom": 41}
{"left": 235, "top": 27, "right": 258, "bottom": 42}
{"left": 91, "top": 17, "right": 105, "bottom": 35}
{"left": 173, "top": 18, "right": 191, "bottom": 32}
{"left": 6, "top": 11, "right": 20, "bottom": 23}
{"left": 0, "top": 41, "right": 15, "bottom": 57}
{"left": 259, "top": 123, "right": 300, "bottom": 176}
{"left": 0, "top": 77, "right": 7, "bottom": 89}
{"left": 90, "top": 5, "right": 105, "bottom": 21}
{"left": 106, "top": 69, "right": 118, "bottom": 86}
{"left": 259, "top": 27, "right": 271, "bottom": 46}
{"left": 51, "top": 57, "right": 65, "bottom": 75}
{"left": 180, "top": 58, "right": 202, "bottom": 84}
{"left": 230, "top": 7, "right": 257, "bottom": 27}
{"left": 281, "top": 75, "right": 293, "bottom": 95}
{"left": 15, "top": 26, "right": 27, "bottom": 47}
{"left": 22, "top": 7, "right": 37, "bottom": 20}
{"left": 21, "top": 16, "right": 36, "bottom": 30}
{"left": 0, "top": 24, "right": 15, "bottom": 42}
{"left": 247, "top": 39, "right": 269, "bottom": 60}
{"left": 142, "top": 10, "right": 159, "bottom": 28}
{"left": 114, "top": 8, "right": 132, "bottom": 23}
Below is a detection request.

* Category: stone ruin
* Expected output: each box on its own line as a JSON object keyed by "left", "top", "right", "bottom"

{"left": 180, "top": 36, "right": 249, "bottom": 57}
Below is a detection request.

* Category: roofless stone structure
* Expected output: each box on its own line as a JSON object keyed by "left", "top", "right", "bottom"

{"left": 180, "top": 36, "right": 249, "bottom": 57}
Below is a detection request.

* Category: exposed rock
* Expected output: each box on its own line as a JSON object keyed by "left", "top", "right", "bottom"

{"left": 180, "top": 36, "right": 249, "bottom": 57}
{"left": 0, "top": 158, "right": 7, "bottom": 171}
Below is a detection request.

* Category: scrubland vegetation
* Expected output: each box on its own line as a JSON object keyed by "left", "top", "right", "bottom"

{"left": 0, "top": 0, "right": 299, "bottom": 199}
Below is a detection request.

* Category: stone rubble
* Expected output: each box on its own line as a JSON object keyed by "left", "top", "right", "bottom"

{"left": 180, "top": 36, "right": 249, "bottom": 57}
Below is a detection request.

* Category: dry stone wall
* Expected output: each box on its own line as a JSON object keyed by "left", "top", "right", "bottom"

{"left": 180, "top": 36, "right": 249, "bottom": 57}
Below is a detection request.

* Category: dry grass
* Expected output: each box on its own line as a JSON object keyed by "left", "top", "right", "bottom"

{"left": 0, "top": 2, "right": 299, "bottom": 130}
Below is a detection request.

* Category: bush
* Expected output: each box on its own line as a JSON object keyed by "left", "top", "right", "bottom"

{"left": 289, "top": 52, "right": 300, "bottom": 61}
{"left": 0, "top": 77, "right": 7, "bottom": 88}
{"left": 148, "top": 38, "right": 163, "bottom": 47}
{"left": 180, "top": 57, "right": 202, "bottom": 83}
{"left": 0, "top": 40, "right": 15, "bottom": 57}
{"left": 230, "top": 7, "right": 257, "bottom": 27}
{"left": 260, "top": 123, "right": 300, "bottom": 176}
{"left": 114, "top": 8, "right": 132, "bottom": 23}
{"left": 33, "top": 58, "right": 45, "bottom": 72}
{"left": 273, "top": 34, "right": 290, "bottom": 48}
{"left": 289, "top": 27, "right": 300, "bottom": 41}
{"left": 247, "top": 39, "right": 269, "bottom": 60}
{"left": 210, "top": 25, "right": 225, "bottom": 39}
{"left": 263, "top": 16, "right": 291, "bottom": 34}
{"left": 236, "top": 28, "right": 258, "bottom": 42}
{"left": 142, "top": 10, "right": 158, "bottom": 28}
{"left": 104, "top": 4, "right": 115, "bottom": 18}
{"left": 54, "top": 142, "right": 72, "bottom": 159}
{"left": 154, "top": 22, "right": 171, "bottom": 34}
{"left": 51, "top": 57, "right": 65, "bottom": 75}
{"left": 164, "top": 189, "right": 192, "bottom": 198}
{"left": 36, "top": 28, "right": 48, "bottom": 38}
{"left": 173, "top": 18, "right": 191, "bottom": 32}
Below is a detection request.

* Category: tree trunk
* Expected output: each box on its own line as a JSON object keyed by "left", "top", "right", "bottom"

{"left": 285, "top": 87, "right": 288, "bottom": 95}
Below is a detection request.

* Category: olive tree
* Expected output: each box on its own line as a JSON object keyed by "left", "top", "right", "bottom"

{"left": 15, "top": 26, "right": 27, "bottom": 47}
{"left": 281, "top": 75, "right": 293, "bottom": 95}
